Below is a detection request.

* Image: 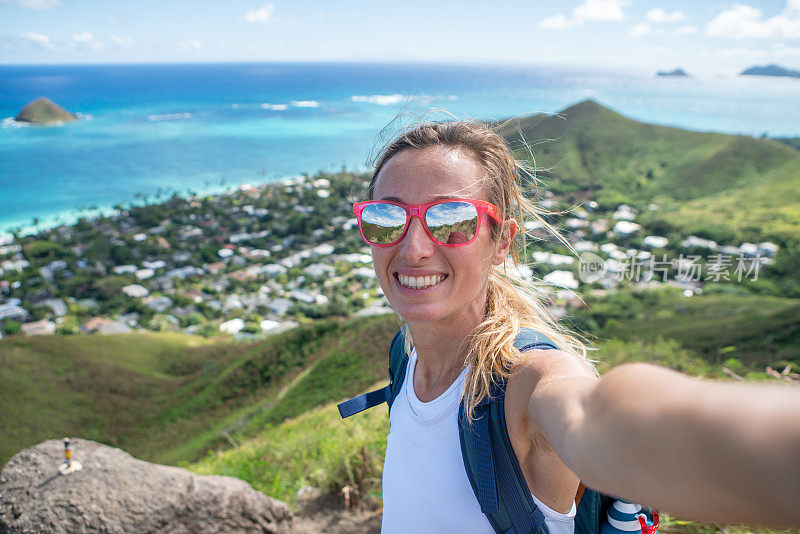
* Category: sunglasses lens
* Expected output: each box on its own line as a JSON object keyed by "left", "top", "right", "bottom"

{"left": 360, "top": 203, "right": 407, "bottom": 244}
{"left": 426, "top": 201, "right": 479, "bottom": 245}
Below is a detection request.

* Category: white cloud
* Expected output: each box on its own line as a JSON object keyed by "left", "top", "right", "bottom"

{"left": 629, "top": 23, "right": 652, "bottom": 37}
{"left": 573, "top": 0, "right": 630, "bottom": 21}
{"left": 19, "top": 31, "right": 56, "bottom": 50}
{"left": 72, "top": 31, "right": 102, "bottom": 51}
{"left": 178, "top": 40, "right": 203, "bottom": 51}
{"left": 674, "top": 25, "right": 698, "bottom": 35}
{"left": 539, "top": 14, "right": 580, "bottom": 30}
{"left": 110, "top": 34, "right": 135, "bottom": 50}
{"left": 72, "top": 31, "right": 93, "bottom": 42}
{"left": 646, "top": 8, "right": 686, "bottom": 23}
{"left": 539, "top": 0, "right": 629, "bottom": 30}
{"left": 0, "top": 0, "right": 59, "bottom": 10}
{"left": 245, "top": 3, "right": 274, "bottom": 23}
{"left": 706, "top": 1, "right": 800, "bottom": 39}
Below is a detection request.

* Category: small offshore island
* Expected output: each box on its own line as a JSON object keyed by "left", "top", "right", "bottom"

{"left": 656, "top": 68, "right": 688, "bottom": 77}
{"left": 14, "top": 97, "right": 77, "bottom": 125}
{"left": 740, "top": 64, "right": 800, "bottom": 78}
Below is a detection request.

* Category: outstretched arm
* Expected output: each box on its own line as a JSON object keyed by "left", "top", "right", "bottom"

{"left": 525, "top": 354, "right": 800, "bottom": 528}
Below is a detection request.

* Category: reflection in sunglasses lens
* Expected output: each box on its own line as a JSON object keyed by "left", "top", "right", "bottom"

{"left": 427, "top": 201, "right": 478, "bottom": 245}
{"left": 361, "top": 203, "right": 407, "bottom": 244}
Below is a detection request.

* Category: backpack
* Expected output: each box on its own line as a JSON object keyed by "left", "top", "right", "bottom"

{"left": 338, "top": 328, "right": 615, "bottom": 534}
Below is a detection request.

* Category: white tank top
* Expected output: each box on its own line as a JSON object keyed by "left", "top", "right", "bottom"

{"left": 381, "top": 348, "right": 576, "bottom": 534}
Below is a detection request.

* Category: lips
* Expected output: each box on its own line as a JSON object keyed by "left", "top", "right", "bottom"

{"left": 396, "top": 273, "right": 447, "bottom": 290}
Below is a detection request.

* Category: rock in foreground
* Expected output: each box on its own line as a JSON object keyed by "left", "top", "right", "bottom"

{"left": 15, "top": 97, "right": 77, "bottom": 124}
{"left": 0, "top": 438, "right": 293, "bottom": 533}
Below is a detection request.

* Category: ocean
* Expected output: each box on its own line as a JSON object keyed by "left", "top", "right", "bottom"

{"left": 1, "top": 62, "right": 798, "bottom": 235}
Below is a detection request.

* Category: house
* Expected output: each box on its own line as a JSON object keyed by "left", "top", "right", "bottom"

{"left": 21, "top": 319, "right": 56, "bottom": 336}
{"left": 573, "top": 241, "right": 596, "bottom": 253}
{"left": 643, "top": 235, "right": 668, "bottom": 248}
{"left": 206, "top": 262, "right": 226, "bottom": 275}
{"left": 135, "top": 268, "right": 155, "bottom": 280}
{"left": 83, "top": 317, "right": 112, "bottom": 333}
{"left": 143, "top": 295, "right": 172, "bottom": 312}
{"left": 268, "top": 298, "right": 293, "bottom": 316}
{"left": 682, "top": 236, "right": 717, "bottom": 250}
{"left": 352, "top": 267, "right": 377, "bottom": 279}
{"left": 543, "top": 270, "right": 579, "bottom": 290}
{"left": 142, "top": 259, "right": 167, "bottom": 270}
{"left": 42, "top": 298, "right": 67, "bottom": 317}
{"left": 219, "top": 318, "right": 245, "bottom": 334}
{"left": 338, "top": 253, "right": 372, "bottom": 264}
{"left": 113, "top": 264, "right": 138, "bottom": 275}
{"left": 613, "top": 205, "right": 637, "bottom": 221}
{"left": 97, "top": 320, "right": 132, "bottom": 335}
{"left": 122, "top": 284, "right": 150, "bottom": 298}
{"left": 758, "top": 242, "right": 779, "bottom": 258}
{"left": 303, "top": 263, "right": 335, "bottom": 278}
{"left": 613, "top": 221, "right": 641, "bottom": 236}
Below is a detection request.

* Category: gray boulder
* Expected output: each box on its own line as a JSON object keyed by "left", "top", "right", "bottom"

{"left": 0, "top": 438, "right": 293, "bottom": 533}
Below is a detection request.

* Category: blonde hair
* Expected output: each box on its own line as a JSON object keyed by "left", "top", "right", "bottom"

{"left": 369, "top": 119, "right": 594, "bottom": 422}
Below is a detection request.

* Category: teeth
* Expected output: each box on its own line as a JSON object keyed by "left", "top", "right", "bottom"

{"left": 398, "top": 274, "right": 445, "bottom": 289}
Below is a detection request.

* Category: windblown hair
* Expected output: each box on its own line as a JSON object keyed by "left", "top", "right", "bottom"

{"left": 369, "top": 119, "right": 594, "bottom": 422}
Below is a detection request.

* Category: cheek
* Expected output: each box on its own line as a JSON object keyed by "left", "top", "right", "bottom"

{"left": 370, "top": 248, "right": 392, "bottom": 280}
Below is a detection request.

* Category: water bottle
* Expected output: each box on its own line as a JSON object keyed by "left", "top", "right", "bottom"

{"left": 600, "top": 499, "right": 659, "bottom": 534}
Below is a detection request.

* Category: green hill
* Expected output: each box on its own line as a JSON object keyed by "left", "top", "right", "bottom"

{"left": 0, "top": 315, "right": 399, "bottom": 466}
{"left": 499, "top": 100, "right": 800, "bottom": 242}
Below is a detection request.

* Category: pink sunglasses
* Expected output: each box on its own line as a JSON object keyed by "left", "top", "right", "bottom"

{"left": 353, "top": 199, "right": 500, "bottom": 247}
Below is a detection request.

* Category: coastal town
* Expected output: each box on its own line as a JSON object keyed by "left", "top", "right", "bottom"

{"left": 0, "top": 171, "right": 780, "bottom": 339}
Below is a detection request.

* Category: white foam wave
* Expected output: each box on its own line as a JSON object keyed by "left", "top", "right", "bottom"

{"left": 147, "top": 112, "right": 192, "bottom": 122}
{"left": 291, "top": 100, "right": 319, "bottom": 108}
{"left": 261, "top": 103, "right": 288, "bottom": 111}
{"left": 1, "top": 117, "right": 29, "bottom": 128}
{"left": 351, "top": 94, "right": 405, "bottom": 106}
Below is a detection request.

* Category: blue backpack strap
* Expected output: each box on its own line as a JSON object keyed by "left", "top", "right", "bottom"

{"left": 574, "top": 488, "right": 613, "bottom": 534}
{"left": 337, "top": 329, "right": 408, "bottom": 418}
{"left": 513, "top": 329, "right": 559, "bottom": 353}
{"left": 458, "top": 328, "right": 558, "bottom": 533}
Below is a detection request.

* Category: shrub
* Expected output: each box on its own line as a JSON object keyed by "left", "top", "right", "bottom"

{"left": 2, "top": 320, "right": 22, "bottom": 335}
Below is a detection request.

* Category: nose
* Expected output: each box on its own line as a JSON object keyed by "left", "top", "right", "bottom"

{"left": 399, "top": 215, "right": 434, "bottom": 261}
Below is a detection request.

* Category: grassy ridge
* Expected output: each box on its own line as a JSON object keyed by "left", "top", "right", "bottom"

{"left": 0, "top": 314, "right": 400, "bottom": 466}
{"left": 500, "top": 100, "right": 800, "bottom": 242}
{"left": 586, "top": 290, "right": 800, "bottom": 369}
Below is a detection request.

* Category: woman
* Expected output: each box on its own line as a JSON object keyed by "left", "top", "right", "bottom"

{"left": 347, "top": 120, "right": 800, "bottom": 532}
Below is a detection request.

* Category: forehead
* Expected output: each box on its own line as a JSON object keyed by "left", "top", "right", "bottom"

{"left": 373, "top": 147, "right": 487, "bottom": 203}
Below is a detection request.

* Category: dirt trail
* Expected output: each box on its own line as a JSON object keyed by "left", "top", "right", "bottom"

{"left": 292, "top": 493, "right": 381, "bottom": 533}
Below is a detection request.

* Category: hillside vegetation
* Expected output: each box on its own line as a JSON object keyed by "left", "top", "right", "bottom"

{"left": 499, "top": 100, "right": 800, "bottom": 243}
{"left": 0, "top": 314, "right": 399, "bottom": 466}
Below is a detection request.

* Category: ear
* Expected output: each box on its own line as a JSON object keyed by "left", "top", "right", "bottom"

{"left": 492, "top": 219, "right": 518, "bottom": 266}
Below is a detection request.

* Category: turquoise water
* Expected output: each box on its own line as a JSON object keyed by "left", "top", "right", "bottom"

{"left": 1, "top": 62, "right": 798, "bottom": 234}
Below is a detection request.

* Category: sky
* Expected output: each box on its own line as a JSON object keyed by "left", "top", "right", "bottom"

{"left": 1, "top": 0, "right": 799, "bottom": 74}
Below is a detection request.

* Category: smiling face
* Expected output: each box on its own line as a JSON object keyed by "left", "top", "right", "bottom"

{"left": 370, "top": 146, "right": 515, "bottom": 330}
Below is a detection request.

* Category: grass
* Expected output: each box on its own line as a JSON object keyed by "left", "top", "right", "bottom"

{"left": 187, "top": 392, "right": 389, "bottom": 510}
{"left": 593, "top": 290, "right": 800, "bottom": 369}
{"left": 0, "top": 314, "right": 401, "bottom": 467}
